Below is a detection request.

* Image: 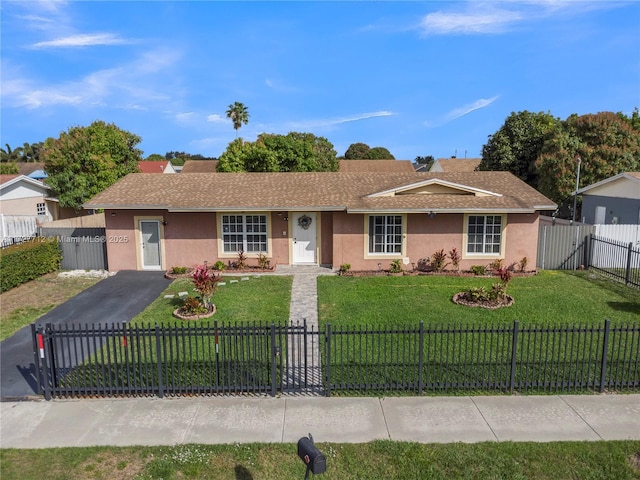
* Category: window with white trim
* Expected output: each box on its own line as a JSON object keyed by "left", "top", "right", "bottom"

{"left": 368, "top": 215, "right": 403, "bottom": 254}
{"left": 467, "top": 215, "right": 502, "bottom": 254}
{"left": 36, "top": 203, "right": 46, "bottom": 215}
{"left": 221, "top": 214, "right": 267, "bottom": 253}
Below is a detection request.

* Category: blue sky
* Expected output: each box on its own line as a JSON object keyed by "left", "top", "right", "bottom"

{"left": 2, "top": 1, "right": 639, "bottom": 161}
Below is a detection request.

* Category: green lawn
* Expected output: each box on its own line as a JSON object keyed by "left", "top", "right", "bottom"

{"left": 1, "top": 440, "right": 639, "bottom": 480}
{"left": 131, "top": 275, "right": 292, "bottom": 325}
{"left": 318, "top": 271, "right": 640, "bottom": 328}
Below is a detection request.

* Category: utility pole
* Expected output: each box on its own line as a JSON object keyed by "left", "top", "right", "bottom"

{"left": 572, "top": 156, "right": 581, "bottom": 223}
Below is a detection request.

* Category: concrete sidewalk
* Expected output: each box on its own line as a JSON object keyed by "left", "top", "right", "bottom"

{"left": 2, "top": 394, "right": 638, "bottom": 448}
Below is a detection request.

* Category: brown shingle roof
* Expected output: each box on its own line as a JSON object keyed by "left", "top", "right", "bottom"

{"left": 85, "top": 172, "right": 556, "bottom": 213}
{"left": 17, "top": 162, "right": 45, "bottom": 176}
{"left": 181, "top": 160, "right": 219, "bottom": 173}
{"left": 339, "top": 160, "right": 415, "bottom": 173}
{"left": 430, "top": 158, "right": 481, "bottom": 172}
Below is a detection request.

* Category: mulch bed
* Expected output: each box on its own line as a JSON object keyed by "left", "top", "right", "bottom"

{"left": 165, "top": 266, "right": 275, "bottom": 279}
{"left": 451, "top": 292, "right": 515, "bottom": 309}
{"left": 173, "top": 304, "right": 216, "bottom": 320}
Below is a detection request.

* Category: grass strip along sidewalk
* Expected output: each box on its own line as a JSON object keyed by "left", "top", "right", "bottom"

{"left": 2, "top": 440, "right": 640, "bottom": 480}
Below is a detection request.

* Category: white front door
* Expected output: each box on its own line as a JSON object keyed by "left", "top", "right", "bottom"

{"left": 292, "top": 213, "right": 317, "bottom": 264}
{"left": 140, "top": 220, "right": 162, "bottom": 270}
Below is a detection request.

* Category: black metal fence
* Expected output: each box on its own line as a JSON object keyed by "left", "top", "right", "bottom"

{"left": 32, "top": 319, "right": 639, "bottom": 399}
{"left": 588, "top": 234, "right": 640, "bottom": 288}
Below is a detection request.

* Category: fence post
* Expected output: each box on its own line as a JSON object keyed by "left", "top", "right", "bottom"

{"left": 418, "top": 321, "right": 424, "bottom": 395}
{"left": 270, "top": 324, "right": 277, "bottom": 397}
{"left": 625, "top": 242, "right": 633, "bottom": 285}
{"left": 31, "top": 323, "right": 43, "bottom": 396}
{"left": 509, "top": 321, "right": 519, "bottom": 393}
{"left": 587, "top": 233, "right": 594, "bottom": 269}
{"left": 325, "top": 323, "right": 331, "bottom": 397}
{"left": 155, "top": 324, "right": 164, "bottom": 399}
{"left": 599, "top": 319, "right": 611, "bottom": 393}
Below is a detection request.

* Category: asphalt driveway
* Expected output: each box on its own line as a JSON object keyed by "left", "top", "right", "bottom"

{"left": 0, "top": 271, "right": 171, "bottom": 400}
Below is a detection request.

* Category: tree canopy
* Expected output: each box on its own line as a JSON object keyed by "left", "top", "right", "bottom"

{"left": 344, "top": 143, "right": 395, "bottom": 160}
{"left": 413, "top": 155, "right": 435, "bottom": 170}
{"left": 536, "top": 112, "right": 640, "bottom": 203}
{"left": 478, "top": 109, "right": 640, "bottom": 214}
{"left": 217, "top": 132, "right": 339, "bottom": 172}
{"left": 478, "top": 111, "right": 560, "bottom": 188}
{"left": 42, "top": 121, "right": 143, "bottom": 210}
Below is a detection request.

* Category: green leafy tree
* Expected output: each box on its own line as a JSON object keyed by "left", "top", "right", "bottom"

{"left": 0, "top": 162, "right": 19, "bottom": 174}
{"left": 478, "top": 111, "right": 561, "bottom": 188}
{"left": 145, "top": 153, "right": 165, "bottom": 161}
{"left": 42, "top": 121, "right": 143, "bottom": 210}
{"left": 344, "top": 142, "right": 370, "bottom": 159}
{"left": 536, "top": 112, "right": 640, "bottom": 204}
{"left": 225, "top": 101, "right": 249, "bottom": 137}
{"left": 367, "top": 147, "right": 395, "bottom": 159}
{"left": 217, "top": 133, "right": 338, "bottom": 172}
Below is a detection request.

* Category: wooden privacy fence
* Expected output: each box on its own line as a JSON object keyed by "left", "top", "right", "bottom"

{"left": 38, "top": 227, "right": 107, "bottom": 270}
{"left": 32, "top": 320, "right": 639, "bottom": 400}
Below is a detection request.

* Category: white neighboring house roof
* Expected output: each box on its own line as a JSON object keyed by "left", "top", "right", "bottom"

{"left": 0, "top": 174, "right": 51, "bottom": 196}
{"left": 576, "top": 172, "right": 640, "bottom": 199}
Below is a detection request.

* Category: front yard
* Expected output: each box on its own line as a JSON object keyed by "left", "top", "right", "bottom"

{"left": 318, "top": 270, "right": 640, "bottom": 327}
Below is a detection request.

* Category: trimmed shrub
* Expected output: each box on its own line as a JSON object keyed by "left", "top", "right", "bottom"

{"left": 0, "top": 238, "right": 61, "bottom": 292}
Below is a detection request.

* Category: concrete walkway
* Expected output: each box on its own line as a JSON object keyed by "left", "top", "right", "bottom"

{"left": 2, "top": 394, "right": 638, "bottom": 448}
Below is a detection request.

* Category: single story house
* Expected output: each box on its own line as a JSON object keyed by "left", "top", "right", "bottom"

{"left": 84, "top": 171, "right": 556, "bottom": 272}
{"left": 576, "top": 172, "right": 640, "bottom": 224}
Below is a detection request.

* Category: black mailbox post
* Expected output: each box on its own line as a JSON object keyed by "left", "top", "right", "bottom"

{"left": 297, "top": 433, "right": 326, "bottom": 478}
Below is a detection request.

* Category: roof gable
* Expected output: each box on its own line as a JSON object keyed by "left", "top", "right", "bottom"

{"left": 367, "top": 178, "right": 501, "bottom": 198}
{"left": 577, "top": 172, "right": 640, "bottom": 199}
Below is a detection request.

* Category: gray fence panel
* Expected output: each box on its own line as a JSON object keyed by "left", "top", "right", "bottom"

{"left": 537, "top": 223, "right": 596, "bottom": 270}
{"left": 39, "top": 227, "right": 107, "bottom": 270}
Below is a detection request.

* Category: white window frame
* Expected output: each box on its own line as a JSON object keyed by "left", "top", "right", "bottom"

{"left": 217, "top": 213, "right": 271, "bottom": 257}
{"left": 463, "top": 214, "right": 506, "bottom": 258}
{"left": 364, "top": 214, "right": 406, "bottom": 258}
{"left": 36, "top": 202, "right": 46, "bottom": 215}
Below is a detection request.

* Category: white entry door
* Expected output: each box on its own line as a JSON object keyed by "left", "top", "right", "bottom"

{"left": 292, "top": 213, "right": 317, "bottom": 264}
{"left": 140, "top": 220, "right": 162, "bottom": 270}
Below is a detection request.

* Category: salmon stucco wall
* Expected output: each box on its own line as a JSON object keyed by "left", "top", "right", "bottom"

{"left": 503, "top": 213, "right": 540, "bottom": 269}
{"left": 330, "top": 211, "right": 541, "bottom": 272}
{"left": 163, "top": 212, "right": 217, "bottom": 268}
{"left": 104, "top": 209, "right": 145, "bottom": 271}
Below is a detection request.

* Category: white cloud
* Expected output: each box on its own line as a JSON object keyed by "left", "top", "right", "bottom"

{"left": 288, "top": 111, "right": 395, "bottom": 130}
{"left": 2, "top": 47, "right": 183, "bottom": 110}
{"left": 207, "top": 114, "right": 227, "bottom": 123}
{"left": 418, "top": 1, "right": 618, "bottom": 36}
{"left": 176, "top": 112, "right": 195, "bottom": 122}
{"left": 32, "top": 33, "right": 129, "bottom": 48}
{"left": 421, "top": 8, "right": 522, "bottom": 35}
{"left": 444, "top": 96, "right": 499, "bottom": 121}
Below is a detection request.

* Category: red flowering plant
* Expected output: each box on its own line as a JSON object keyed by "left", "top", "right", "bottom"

{"left": 191, "top": 264, "right": 221, "bottom": 309}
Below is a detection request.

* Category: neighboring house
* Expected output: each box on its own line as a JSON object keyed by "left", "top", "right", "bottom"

{"left": 138, "top": 161, "right": 177, "bottom": 174}
{"left": 339, "top": 160, "right": 415, "bottom": 172}
{"left": 181, "top": 160, "right": 219, "bottom": 173}
{"left": 84, "top": 171, "right": 555, "bottom": 272}
{"left": 577, "top": 172, "right": 640, "bottom": 225}
{"left": 429, "top": 158, "right": 481, "bottom": 173}
{"left": 0, "top": 174, "right": 52, "bottom": 219}
{"left": 17, "top": 162, "right": 46, "bottom": 179}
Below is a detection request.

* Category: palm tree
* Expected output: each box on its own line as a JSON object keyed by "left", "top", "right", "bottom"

{"left": 0, "top": 144, "right": 23, "bottom": 163}
{"left": 225, "top": 102, "right": 249, "bottom": 137}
